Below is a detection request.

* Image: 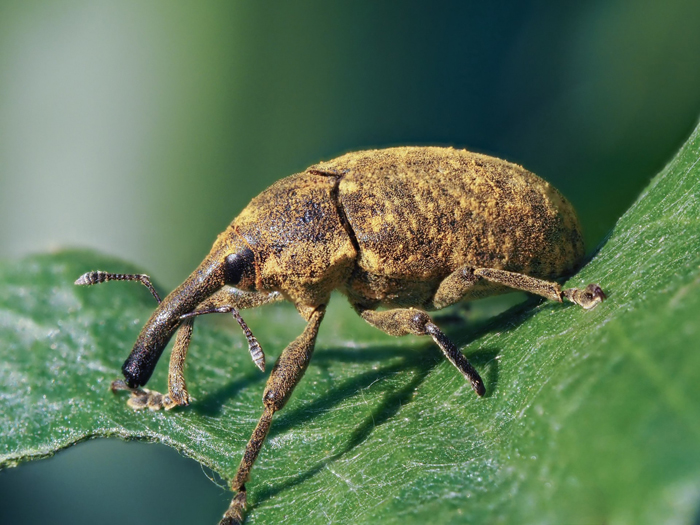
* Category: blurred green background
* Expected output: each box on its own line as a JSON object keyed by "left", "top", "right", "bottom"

{"left": 1, "top": 1, "right": 700, "bottom": 524}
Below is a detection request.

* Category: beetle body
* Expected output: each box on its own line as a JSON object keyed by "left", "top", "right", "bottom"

{"left": 77, "top": 146, "right": 603, "bottom": 525}
{"left": 226, "top": 146, "right": 584, "bottom": 311}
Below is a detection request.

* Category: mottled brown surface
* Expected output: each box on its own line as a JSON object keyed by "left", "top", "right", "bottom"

{"left": 311, "top": 146, "right": 584, "bottom": 309}
{"left": 229, "top": 173, "right": 357, "bottom": 314}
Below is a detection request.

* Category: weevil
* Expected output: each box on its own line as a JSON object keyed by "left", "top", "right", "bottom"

{"left": 75, "top": 146, "right": 605, "bottom": 524}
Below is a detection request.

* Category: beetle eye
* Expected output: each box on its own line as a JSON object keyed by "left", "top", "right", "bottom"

{"left": 224, "top": 248, "right": 255, "bottom": 285}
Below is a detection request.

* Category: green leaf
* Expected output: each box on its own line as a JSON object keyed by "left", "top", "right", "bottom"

{"left": 2, "top": 124, "right": 700, "bottom": 524}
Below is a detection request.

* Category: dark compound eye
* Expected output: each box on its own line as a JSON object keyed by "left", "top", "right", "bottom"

{"left": 224, "top": 248, "right": 255, "bottom": 285}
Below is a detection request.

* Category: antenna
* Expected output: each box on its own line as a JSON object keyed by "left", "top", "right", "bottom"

{"left": 75, "top": 271, "right": 161, "bottom": 303}
{"left": 180, "top": 306, "right": 265, "bottom": 372}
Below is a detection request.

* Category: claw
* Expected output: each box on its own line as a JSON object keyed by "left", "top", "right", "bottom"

{"left": 564, "top": 283, "right": 607, "bottom": 310}
{"left": 111, "top": 379, "right": 180, "bottom": 410}
{"left": 220, "top": 490, "right": 247, "bottom": 525}
{"left": 586, "top": 283, "right": 607, "bottom": 302}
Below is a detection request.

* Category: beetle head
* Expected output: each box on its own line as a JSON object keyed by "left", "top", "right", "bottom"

{"left": 121, "top": 232, "right": 256, "bottom": 388}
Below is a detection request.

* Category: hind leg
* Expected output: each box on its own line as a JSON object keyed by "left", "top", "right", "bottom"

{"left": 431, "top": 266, "right": 605, "bottom": 310}
{"left": 472, "top": 268, "right": 605, "bottom": 309}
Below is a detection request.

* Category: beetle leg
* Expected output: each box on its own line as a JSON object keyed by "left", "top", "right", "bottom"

{"left": 473, "top": 268, "right": 606, "bottom": 310}
{"left": 112, "top": 290, "right": 282, "bottom": 411}
{"left": 166, "top": 317, "right": 194, "bottom": 405}
{"left": 431, "top": 266, "right": 480, "bottom": 309}
{"left": 110, "top": 379, "right": 176, "bottom": 410}
{"left": 355, "top": 306, "right": 485, "bottom": 396}
{"left": 75, "top": 270, "right": 194, "bottom": 409}
{"left": 220, "top": 306, "right": 326, "bottom": 525}
{"left": 167, "top": 290, "right": 281, "bottom": 398}
{"left": 111, "top": 318, "right": 195, "bottom": 410}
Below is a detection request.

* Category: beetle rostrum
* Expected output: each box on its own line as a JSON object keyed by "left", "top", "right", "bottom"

{"left": 75, "top": 146, "right": 605, "bottom": 525}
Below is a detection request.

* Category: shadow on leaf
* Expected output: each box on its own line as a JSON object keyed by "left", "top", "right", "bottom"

{"left": 252, "top": 342, "right": 500, "bottom": 507}
{"left": 192, "top": 295, "right": 542, "bottom": 426}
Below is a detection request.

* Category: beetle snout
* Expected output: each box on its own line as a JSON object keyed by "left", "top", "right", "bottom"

{"left": 122, "top": 306, "right": 182, "bottom": 388}
{"left": 121, "top": 252, "right": 228, "bottom": 387}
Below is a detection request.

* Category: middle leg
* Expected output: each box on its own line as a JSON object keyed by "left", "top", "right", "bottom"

{"left": 356, "top": 306, "right": 485, "bottom": 396}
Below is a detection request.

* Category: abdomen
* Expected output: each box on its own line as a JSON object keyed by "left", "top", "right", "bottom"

{"left": 313, "top": 147, "right": 584, "bottom": 307}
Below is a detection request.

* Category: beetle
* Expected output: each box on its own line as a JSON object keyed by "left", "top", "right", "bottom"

{"left": 75, "top": 146, "right": 605, "bottom": 524}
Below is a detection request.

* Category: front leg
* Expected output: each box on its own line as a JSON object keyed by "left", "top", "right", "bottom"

{"left": 221, "top": 305, "right": 326, "bottom": 525}
{"left": 112, "top": 317, "right": 195, "bottom": 410}
{"left": 75, "top": 270, "right": 193, "bottom": 410}
{"left": 114, "top": 288, "right": 282, "bottom": 411}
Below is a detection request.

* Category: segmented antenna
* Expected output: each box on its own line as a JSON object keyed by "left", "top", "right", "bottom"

{"left": 230, "top": 307, "right": 265, "bottom": 372}
{"left": 180, "top": 305, "right": 266, "bottom": 372}
{"left": 74, "top": 271, "right": 161, "bottom": 303}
